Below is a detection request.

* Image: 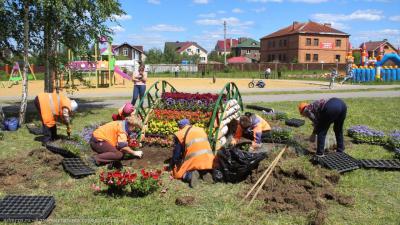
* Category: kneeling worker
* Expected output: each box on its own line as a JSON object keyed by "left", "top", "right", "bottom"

{"left": 170, "top": 119, "right": 215, "bottom": 188}
{"left": 34, "top": 92, "right": 78, "bottom": 143}
{"left": 90, "top": 116, "right": 143, "bottom": 167}
{"left": 298, "top": 98, "right": 347, "bottom": 157}
{"left": 231, "top": 112, "right": 271, "bottom": 151}
{"left": 112, "top": 103, "right": 135, "bottom": 121}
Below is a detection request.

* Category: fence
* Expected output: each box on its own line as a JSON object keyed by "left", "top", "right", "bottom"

{"left": 146, "top": 64, "right": 198, "bottom": 73}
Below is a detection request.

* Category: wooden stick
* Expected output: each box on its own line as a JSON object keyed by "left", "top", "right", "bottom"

{"left": 242, "top": 147, "right": 284, "bottom": 202}
{"left": 248, "top": 146, "right": 286, "bottom": 207}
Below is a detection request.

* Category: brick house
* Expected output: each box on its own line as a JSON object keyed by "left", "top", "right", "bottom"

{"left": 358, "top": 39, "right": 398, "bottom": 58}
{"left": 111, "top": 42, "right": 146, "bottom": 63}
{"left": 214, "top": 38, "right": 239, "bottom": 55}
{"left": 260, "top": 21, "right": 350, "bottom": 63}
{"left": 232, "top": 37, "right": 260, "bottom": 61}
{"left": 165, "top": 41, "right": 208, "bottom": 63}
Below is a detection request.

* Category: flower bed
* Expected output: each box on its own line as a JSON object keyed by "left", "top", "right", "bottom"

{"left": 159, "top": 92, "right": 223, "bottom": 112}
{"left": 347, "top": 125, "right": 386, "bottom": 145}
{"left": 94, "top": 168, "right": 163, "bottom": 197}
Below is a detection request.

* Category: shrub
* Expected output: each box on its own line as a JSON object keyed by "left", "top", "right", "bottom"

{"left": 347, "top": 125, "right": 386, "bottom": 145}
{"left": 130, "top": 169, "right": 162, "bottom": 197}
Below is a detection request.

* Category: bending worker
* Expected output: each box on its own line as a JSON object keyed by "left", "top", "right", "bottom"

{"left": 90, "top": 116, "right": 143, "bottom": 167}
{"left": 298, "top": 98, "right": 347, "bottom": 157}
{"left": 170, "top": 119, "right": 215, "bottom": 188}
{"left": 112, "top": 103, "right": 135, "bottom": 121}
{"left": 34, "top": 92, "right": 78, "bottom": 143}
{"left": 231, "top": 112, "right": 271, "bottom": 151}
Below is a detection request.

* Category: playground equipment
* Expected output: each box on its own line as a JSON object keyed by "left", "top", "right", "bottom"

{"left": 344, "top": 43, "right": 400, "bottom": 83}
{"left": 135, "top": 80, "right": 243, "bottom": 152}
{"left": 66, "top": 36, "right": 132, "bottom": 89}
{"left": 2, "top": 61, "right": 36, "bottom": 88}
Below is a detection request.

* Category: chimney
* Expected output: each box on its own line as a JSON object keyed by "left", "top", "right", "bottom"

{"left": 323, "top": 23, "right": 331, "bottom": 27}
{"left": 383, "top": 38, "right": 388, "bottom": 42}
{"left": 230, "top": 38, "right": 233, "bottom": 48}
{"left": 292, "top": 21, "right": 299, "bottom": 30}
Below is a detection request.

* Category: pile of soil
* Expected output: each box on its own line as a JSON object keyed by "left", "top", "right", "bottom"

{"left": 0, "top": 148, "right": 64, "bottom": 192}
{"left": 123, "top": 145, "right": 171, "bottom": 169}
{"left": 246, "top": 150, "right": 354, "bottom": 225}
{"left": 175, "top": 196, "right": 195, "bottom": 206}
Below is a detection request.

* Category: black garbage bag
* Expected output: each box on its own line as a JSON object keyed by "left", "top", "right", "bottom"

{"left": 213, "top": 147, "right": 267, "bottom": 183}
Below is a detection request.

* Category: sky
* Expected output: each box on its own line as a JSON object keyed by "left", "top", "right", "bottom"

{"left": 109, "top": 0, "right": 400, "bottom": 52}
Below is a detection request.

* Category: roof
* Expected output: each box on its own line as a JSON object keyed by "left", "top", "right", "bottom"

{"left": 261, "top": 21, "right": 349, "bottom": 39}
{"left": 236, "top": 38, "right": 260, "bottom": 48}
{"left": 227, "top": 56, "right": 251, "bottom": 64}
{"left": 165, "top": 41, "right": 208, "bottom": 54}
{"left": 113, "top": 42, "right": 144, "bottom": 53}
{"left": 215, "top": 39, "right": 239, "bottom": 51}
{"left": 360, "top": 40, "right": 397, "bottom": 52}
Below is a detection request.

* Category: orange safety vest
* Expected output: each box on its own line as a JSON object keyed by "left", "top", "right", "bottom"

{"left": 234, "top": 114, "right": 271, "bottom": 144}
{"left": 173, "top": 125, "right": 215, "bottom": 179}
{"left": 37, "top": 92, "right": 72, "bottom": 128}
{"left": 92, "top": 121, "right": 128, "bottom": 147}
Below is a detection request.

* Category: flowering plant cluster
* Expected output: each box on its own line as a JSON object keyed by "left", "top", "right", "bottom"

{"left": 79, "top": 123, "right": 104, "bottom": 143}
{"left": 261, "top": 111, "right": 288, "bottom": 121}
{"left": 142, "top": 135, "right": 174, "bottom": 147}
{"left": 262, "top": 127, "right": 293, "bottom": 143}
{"left": 159, "top": 92, "right": 223, "bottom": 112}
{"left": 347, "top": 125, "right": 386, "bottom": 145}
{"left": 153, "top": 109, "right": 212, "bottom": 124}
{"left": 388, "top": 130, "right": 400, "bottom": 155}
{"left": 95, "top": 168, "right": 163, "bottom": 196}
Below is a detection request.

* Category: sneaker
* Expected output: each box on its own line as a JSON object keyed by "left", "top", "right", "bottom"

{"left": 189, "top": 170, "right": 200, "bottom": 188}
{"left": 312, "top": 154, "right": 325, "bottom": 164}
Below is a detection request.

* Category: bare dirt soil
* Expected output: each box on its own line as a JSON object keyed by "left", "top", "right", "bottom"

{"left": 123, "top": 145, "right": 171, "bottom": 170}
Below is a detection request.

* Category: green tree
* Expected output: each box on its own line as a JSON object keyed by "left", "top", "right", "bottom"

{"left": 208, "top": 50, "right": 224, "bottom": 63}
{"left": 163, "top": 45, "right": 181, "bottom": 64}
{"left": 353, "top": 52, "right": 361, "bottom": 65}
{"left": 145, "top": 48, "right": 163, "bottom": 64}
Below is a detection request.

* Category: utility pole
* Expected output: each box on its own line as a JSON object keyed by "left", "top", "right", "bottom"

{"left": 223, "top": 20, "right": 227, "bottom": 66}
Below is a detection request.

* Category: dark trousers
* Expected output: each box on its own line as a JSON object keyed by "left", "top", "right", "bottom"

{"left": 131, "top": 85, "right": 146, "bottom": 106}
{"left": 34, "top": 97, "right": 57, "bottom": 143}
{"left": 316, "top": 98, "right": 347, "bottom": 155}
{"left": 90, "top": 137, "right": 123, "bottom": 164}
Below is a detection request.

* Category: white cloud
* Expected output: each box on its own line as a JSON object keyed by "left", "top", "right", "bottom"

{"left": 232, "top": 8, "right": 244, "bottom": 13}
{"left": 196, "top": 17, "right": 254, "bottom": 27}
{"left": 128, "top": 34, "right": 165, "bottom": 49}
{"left": 198, "top": 13, "right": 216, "bottom": 18}
{"left": 144, "top": 24, "right": 186, "bottom": 32}
{"left": 193, "top": 0, "right": 209, "bottom": 4}
{"left": 147, "top": 0, "right": 160, "bottom": 4}
{"left": 111, "top": 26, "right": 125, "bottom": 33}
{"left": 112, "top": 14, "right": 132, "bottom": 21}
{"left": 389, "top": 15, "right": 400, "bottom": 22}
{"left": 217, "top": 10, "right": 226, "bottom": 14}
{"left": 328, "top": 22, "right": 350, "bottom": 30}
{"left": 312, "top": 10, "right": 384, "bottom": 22}
{"left": 193, "top": 29, "right": 250, "bottom": 51}
{"left": 253, "top": 7, "right": 266, "bottom": 13}
{"left": 246, "top": 0, "right": 282, "bottom": 2}
{"left": 353, "top": 29, "right": 400, "bottom": 48}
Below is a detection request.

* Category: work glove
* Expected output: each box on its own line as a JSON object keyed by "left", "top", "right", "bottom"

{"left": 230, "top": 139, "right": 238, "bottom": 146}
{"left": 133, "top": 150, "right": 143, "bottom": 159}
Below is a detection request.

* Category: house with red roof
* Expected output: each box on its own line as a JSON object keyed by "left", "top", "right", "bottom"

{"left": 109, "top": 42, "right": 146, "bottom": 63}
{"left": 260, "top": 21, "right": 350, "bottom": 63}
{"left": 164, "top": 41, "right": 208, "bottom": 63}
{"left": 357, "top": 39, "right": 398, "bottom": 58}
{"left": 214, "top": 38, "right": 238, "bottom": 55}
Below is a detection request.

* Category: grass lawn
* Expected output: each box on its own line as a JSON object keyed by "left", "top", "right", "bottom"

{"left": 0, "top": 98, "right": 399, "bottom": 224}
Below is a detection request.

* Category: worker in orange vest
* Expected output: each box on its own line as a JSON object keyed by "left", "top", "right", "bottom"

{"left": 231, "top": 112, "right": 271, "bottom": 151}
{"left": 111, "top": 103, "right": 135, "bottom": 121}
{"left": 170, "top": 119, "right": 215, "bottom": 188}
{"left": 34, "top": 92, "right": 78, "bottom": 143}
{"left": 90, "top": 115, "right": 143, "bottom": 168}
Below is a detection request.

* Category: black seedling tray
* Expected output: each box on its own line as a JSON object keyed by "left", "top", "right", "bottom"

{"left": 26, "top": 124, "right": 42, "bottom": 135}
{"left": 285, "top": 118, "right": 305, "bottom": 127}
{"left": 317, "top": 152, "right": 359, "bottom": 173}
{"left": 62, "top": 158, "right": 95, "bottom": 178}
{"left": 45, "top": 142, "right": 77, "bottom": 158}
{"left": 0, "top": 196, "right": 55, "bottom": 221}
{"left": 358, "top": 159, "right": 400, "bottom": 170}
{"left": 246, "top": 105, "right": 273, "bottom": 112}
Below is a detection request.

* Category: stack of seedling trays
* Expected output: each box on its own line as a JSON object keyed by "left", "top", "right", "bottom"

{"left": 358, "top": 159, "right": 400, "bottom": 170}
{"left": 45, "top": 142, "right": 77, "bottom": 158}
{"left": 62, "top": 158, "right": 95, "bottom": 178}
{"left": 285, "top": 118, "right": 305, "bottom": 127}
{"left": 0, "top": 196, "right": 55, "bottom": 221}
{"left": 26, "top": 124, "right": 43, "bottom": 135}
{"left": 316, "top": 152, "right": 360, "bottom": 173}
{"left": 246, "top": 105, "right": 274, "bottom": 113}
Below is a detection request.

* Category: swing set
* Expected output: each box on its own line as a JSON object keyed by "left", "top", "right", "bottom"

{"left": 1, "top": 61, "right": 36, "bottom": 88}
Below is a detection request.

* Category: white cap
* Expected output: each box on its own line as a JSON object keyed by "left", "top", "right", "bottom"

{"left": 71, "top": 100, "right": 78, "bottom": 112}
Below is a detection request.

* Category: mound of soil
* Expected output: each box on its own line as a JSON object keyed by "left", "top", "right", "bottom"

{"left": 175, "top": 196, "right": 195, "bottom": 206}
{"left": 0, "top": 148, "right": 64, "bottom": 192}
{"left": 123, "top": 145, "right": 171, "bottom": 169}
{"left": 246, "top": 151, "right": 354, "bottom": 225}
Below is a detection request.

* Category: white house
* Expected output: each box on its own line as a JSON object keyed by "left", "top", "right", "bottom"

{"left": 164, "top": 41, "right": 208, "bottom": 63}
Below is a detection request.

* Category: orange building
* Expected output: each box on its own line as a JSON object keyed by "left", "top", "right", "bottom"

{"left": 260, "top": 21, "right": 350, "bottom": 63}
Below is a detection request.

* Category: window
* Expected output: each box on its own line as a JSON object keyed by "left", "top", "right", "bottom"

{"left": 279, "top": 40, "right": 282, "bottom": 47}
{"left": 306, "top": 38, "right": 311, "bottom": 46}
{"left": 187, "top": 48, "right": 192, "bottom": 52}
{"left": 283, "top": 54, "right": 287, "bottom": 62}
{"left": 278, "top": 54, "right": 282, "bottom": 61}
{"left": 200, "top": 57, "right": 206, "bottom": 61}
{"left": 272, "top": 41, "right": 275, "bottom": 48}
{"left": 313, "top": 38, "right": 319, "bottom": 46}
{"left": 336, "top": 39, "right": 341, "bottom": 47}
{"left": 313, "top": 54, "right": 318, "bottom": 62}
{"left": 305, "top": 54, "right": 311, "bottom": 61}
{"left": 283, "top": 40, "right": 287, "bottom": 47}
{"left": 196, "top": 49, "right": 200, "bottom": 54}
{"left": 335, "top": 55, "right": 341, "bottom": 62}
{"left": 271, "top": 54, "right": 276, "bottom": 61}
{"left": 268, "top": 41, "right": 272, "bottom": 48}
{"left": 122, "top": 48, "right": 128, "bottom": 56}
{"left": 246, "top": 49, "right": 251, "bottom": 54}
